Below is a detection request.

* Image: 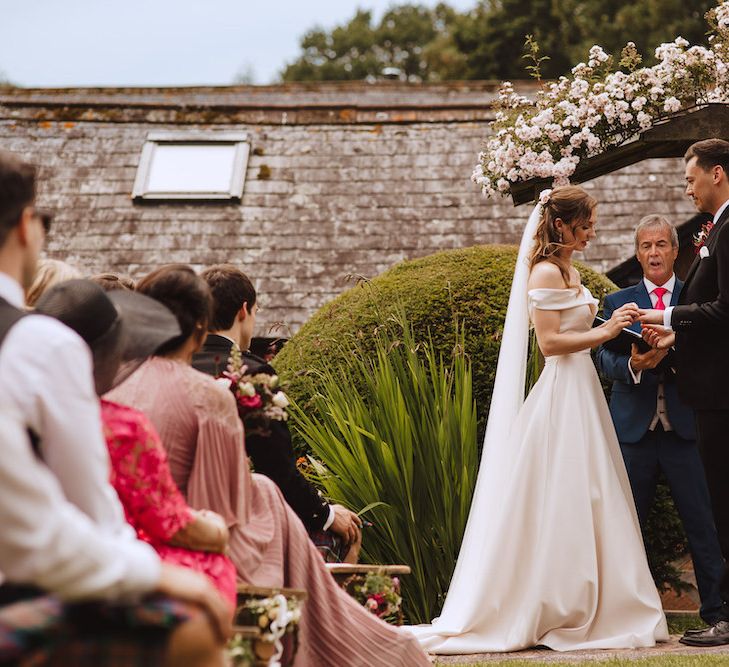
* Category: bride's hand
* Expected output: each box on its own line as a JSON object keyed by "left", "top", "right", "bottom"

{"left": 605, "top": 303, "right": 639, "bottom": 336}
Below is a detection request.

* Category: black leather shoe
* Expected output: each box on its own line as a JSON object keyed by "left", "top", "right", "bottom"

{"left": 680, "top": 620, "right": 729, "bottom": 646}
{"left": 682, "top": 626, "right": 710, "bottom": 636}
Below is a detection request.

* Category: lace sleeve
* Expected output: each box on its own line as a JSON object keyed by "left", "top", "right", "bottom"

{"left": 101, "top": 400, "right": 193, "bottom": 543}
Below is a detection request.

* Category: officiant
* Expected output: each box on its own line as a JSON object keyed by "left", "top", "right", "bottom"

{"left": 596, "top": 214, "right": 724, "bottom": 625}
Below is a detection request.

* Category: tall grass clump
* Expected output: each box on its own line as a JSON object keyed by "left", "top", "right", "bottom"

{"left": 290, "top": 312, "right": 478, "bottom": 624}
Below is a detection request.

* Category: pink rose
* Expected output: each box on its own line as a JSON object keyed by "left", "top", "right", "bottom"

{"left": 238, "top": 394, "right": 263, "bottom": 409}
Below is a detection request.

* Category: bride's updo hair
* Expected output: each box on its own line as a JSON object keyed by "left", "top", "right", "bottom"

{"left": 528, "top": 185, "right": 596, "bottom": 286}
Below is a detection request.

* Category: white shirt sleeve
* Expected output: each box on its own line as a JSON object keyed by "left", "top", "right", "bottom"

{"left": 663, "top": 306, "right": 674, "bottom": 330}
{"left": 0, "top": 409, "right": 160, "bottom": 601}
{"left": 0, "top": 316, "right": 134, "bottom": 539}
{"left": 627, "top": 358, "right": 642, "bottom": 384}
{"left": 322, "top": 504, "right": 336, "bottom": 532}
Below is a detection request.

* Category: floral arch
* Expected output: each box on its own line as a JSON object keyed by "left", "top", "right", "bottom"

{"left": 472, "top": 2, "right": 729, "bottom": 207}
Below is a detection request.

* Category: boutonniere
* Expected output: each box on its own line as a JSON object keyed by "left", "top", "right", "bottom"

{"left": 693, "top": 220, "right": 714, "bottom": 253}
{"left": 699, "top": 245, "right": 710, "bottom": 259}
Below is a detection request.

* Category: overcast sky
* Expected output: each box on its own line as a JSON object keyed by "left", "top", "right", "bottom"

{"left": 0, "top": 0, "right": 477, "bottom": 87}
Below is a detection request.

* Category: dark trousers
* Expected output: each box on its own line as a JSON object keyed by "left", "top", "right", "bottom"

{"left": 695, "top": 410, "right": 729, "bottom": 621}
{"left": 620, "top": 425, "right": 725, "bottom": 623}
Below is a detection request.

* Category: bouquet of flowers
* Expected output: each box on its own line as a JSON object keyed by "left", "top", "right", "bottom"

{"left": 219, "top": 345, "right": 290, "bottom": 435}
{"left": 344, "top": 571, "right": 403, "bottom": 625}
{"left": 233, "top": 594, "right": 303, "bottom": 666}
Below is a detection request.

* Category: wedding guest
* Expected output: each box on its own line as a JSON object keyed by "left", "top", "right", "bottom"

{"left": 193, "top": 264, "right": 361, "bottom": 562}
{"left": 597, "top": 214, "right": 724, "bottom": 624}
{"left": 109, "top": 264, "right": 430, "bottom": 667}
{"left": 25, "top": 257, "right": 81, "bottom": 307}
{"left": 0, "top": 151, "right": 229, "bottom": 664}
{"left": 35, "top": 279, "right": 237, "bottom": 609}
{"left": 641, "top": 138, "right": 729, "bottom": 645}
{"left": 0, "top": 408, "right": 230, "bottom": 666}
{"left": 0, "top": 151, "right": 135, "bottom": 533}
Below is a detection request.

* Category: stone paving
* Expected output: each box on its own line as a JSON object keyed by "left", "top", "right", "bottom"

{"left": 432, "top": 636, "right": 729, "bottom": 663}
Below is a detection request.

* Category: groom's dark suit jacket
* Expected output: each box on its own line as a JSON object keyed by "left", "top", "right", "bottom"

{"left": 596, "top": 280, "right": 695, "bottom": 443}
{"left": 193, "top": 334, "right": 331, "bottom": 531}
{"left": 671, "top": 205, "right": 729, "bottom": 409}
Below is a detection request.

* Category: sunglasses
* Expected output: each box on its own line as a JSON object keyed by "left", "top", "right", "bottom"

{"left": 34, "top": 208, "right": 53, "bottom": 234}
{"left": 1, "top": 205, "right": 53, "bottom": 234}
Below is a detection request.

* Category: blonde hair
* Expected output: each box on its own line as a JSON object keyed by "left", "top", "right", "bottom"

{"left": 26, "top": 258, "right": 82, "bottom": 307}
{"left": 528, "top": 185, "right": 597, "bottom": 286}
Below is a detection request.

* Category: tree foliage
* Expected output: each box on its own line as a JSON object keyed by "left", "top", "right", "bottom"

{"left": 281, "top": 4, "right": 465, "bottom": 82}
{"left": 281, "top": 0, "right": 716, "bottom": 82}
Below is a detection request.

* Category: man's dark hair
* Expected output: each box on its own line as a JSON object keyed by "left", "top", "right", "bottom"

{"left": 0, "top": 151, "right": 36, "bottom": 247}
{"left": 136, "top": 264, "right": 213, "bottom": 355}
{"left": 685, "top": 139, "right": 729, "bottom": 174}
{"left": 200, "top": 264, "right": 257, "bottom": 331}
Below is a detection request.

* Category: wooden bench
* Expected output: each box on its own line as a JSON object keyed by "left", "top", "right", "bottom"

{"left": 325, "top": 563, "right": 411, "bottom": 586}
{"left": 236, "top": 584, "right": 308, "bottom": 600}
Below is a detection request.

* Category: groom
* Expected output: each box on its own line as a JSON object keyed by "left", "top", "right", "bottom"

{"left": 640, "top": 138, "right": 729, "bottom": 645}
{"left": 596, "top": 214, "right": 724, "bottom": 625}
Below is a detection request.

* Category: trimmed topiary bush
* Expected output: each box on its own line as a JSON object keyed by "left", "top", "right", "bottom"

{"left": 276, "top": 244, "right": 615, "bottom": 445}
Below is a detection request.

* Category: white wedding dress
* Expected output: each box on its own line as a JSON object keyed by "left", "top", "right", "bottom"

{"left": 408, "top": 203, "right": 668, "bottom": 653}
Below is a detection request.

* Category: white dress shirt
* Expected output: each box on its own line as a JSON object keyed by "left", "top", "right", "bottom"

{"left": 628, "top": 274, "right": 675, "bottom": 431}
{"left": 0, "top": 406, "right": 160, "bottom": 599}
{"left": 0, "top": 271, "right": 160, "bottom": 596}
{"left": 0, "top": 273, "right": 133, "bottom": 535}
{"left": 663, "top": 198, "right": 729, "bottom": 328}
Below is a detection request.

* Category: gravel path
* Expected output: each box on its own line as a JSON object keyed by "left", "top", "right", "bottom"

{"left": 431, "top": 636, "right": 729, "bottom": 663}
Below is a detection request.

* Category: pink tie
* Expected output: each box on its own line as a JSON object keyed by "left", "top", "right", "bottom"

{"left": 653, "top": 287, "right": 668, "bottom": 310}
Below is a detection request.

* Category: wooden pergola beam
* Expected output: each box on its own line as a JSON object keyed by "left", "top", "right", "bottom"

{"left": 510, "top": 103, "right": 729, "bottom": 206}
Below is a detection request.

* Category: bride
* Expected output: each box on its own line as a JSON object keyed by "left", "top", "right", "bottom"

{"left": 409, "top": 185, "right": 668, "bottom": 653}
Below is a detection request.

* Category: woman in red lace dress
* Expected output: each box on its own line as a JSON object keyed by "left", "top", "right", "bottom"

{"left": 36, "top": 278, "right": 237, "bottom": 611}
{"left": 101, "top": 399, "right": 237, "bottom": 609}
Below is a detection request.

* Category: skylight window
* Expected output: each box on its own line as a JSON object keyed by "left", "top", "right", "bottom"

{"left": 132, "top": 132, "right": 249, "bottom": 201}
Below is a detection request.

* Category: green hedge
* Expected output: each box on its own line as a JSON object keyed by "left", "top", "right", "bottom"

{"left": 276, "top": 244, "right": 615, "bottom": 444}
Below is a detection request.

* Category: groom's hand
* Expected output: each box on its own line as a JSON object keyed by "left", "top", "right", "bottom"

{"left": 638, "top": 308, "right": 664, "bottom": 324}
{"left": 629, "top": 344, "right": 668, "bottom": 372}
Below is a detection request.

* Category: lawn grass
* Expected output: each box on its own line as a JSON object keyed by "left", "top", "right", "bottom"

{"left": 435, "top": 658, "right": 729, "bottom": 667}
{"left": 666, "top": 613, "right": 705, "bottom": 635}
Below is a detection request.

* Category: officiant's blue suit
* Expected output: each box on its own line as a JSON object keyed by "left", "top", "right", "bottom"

{"left": 597, "top": 279, "right": 724, "bottom": 623}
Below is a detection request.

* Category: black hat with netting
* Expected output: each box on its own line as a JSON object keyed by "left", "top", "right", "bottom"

{"left": 35, "top": 278, "right": 180, "bottom": 384}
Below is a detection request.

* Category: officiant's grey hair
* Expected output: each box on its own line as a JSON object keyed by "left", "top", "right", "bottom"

{"left": 634, "top": 215, "right": 678, "bottom": 252}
